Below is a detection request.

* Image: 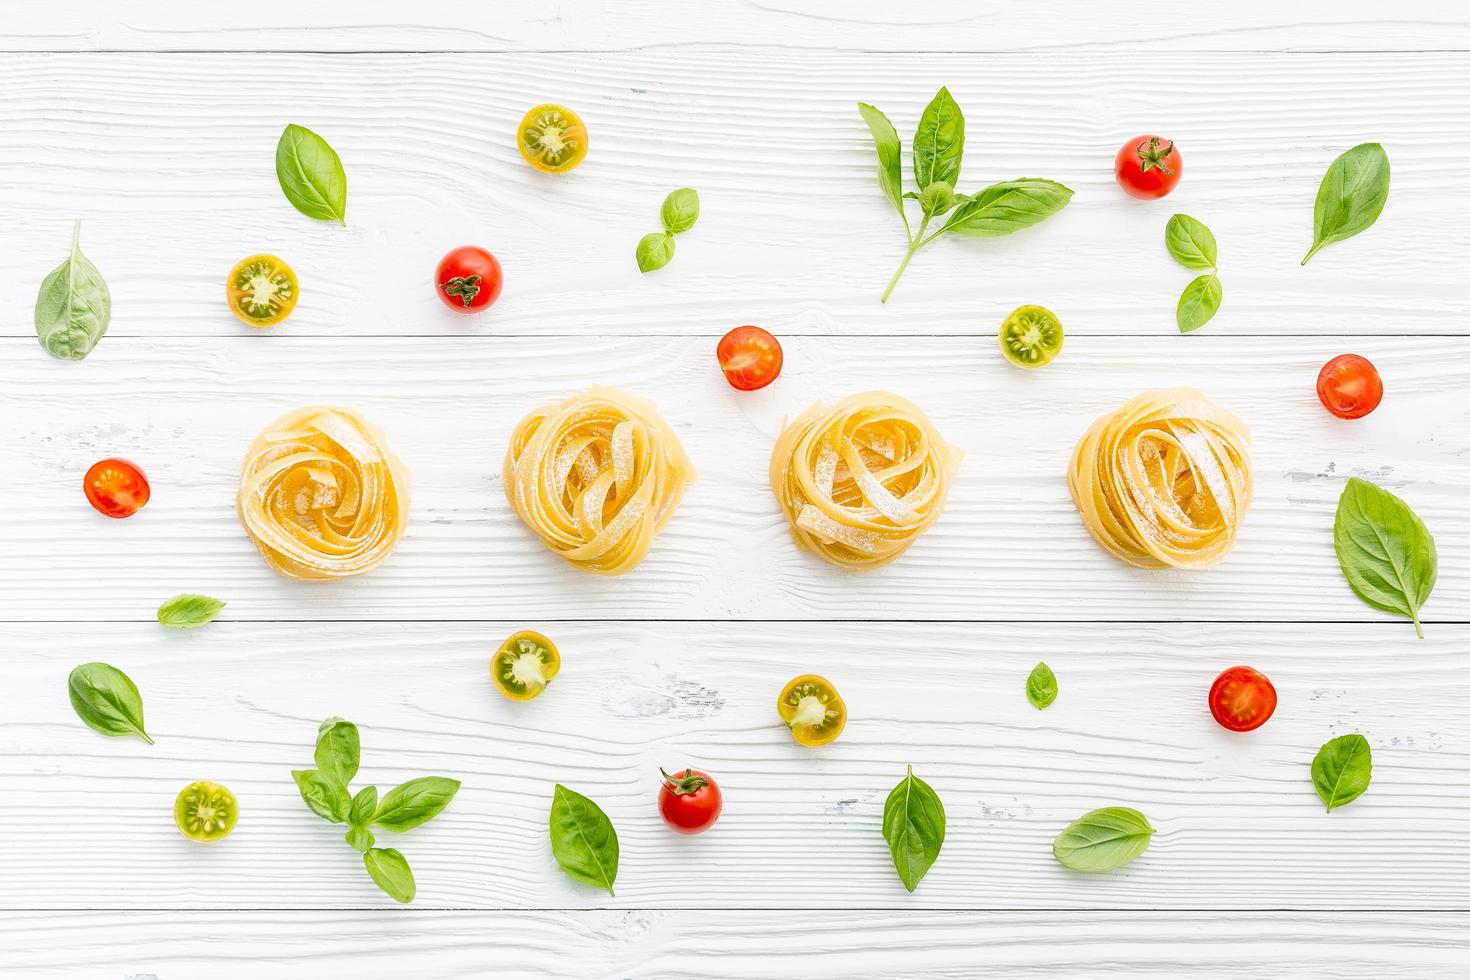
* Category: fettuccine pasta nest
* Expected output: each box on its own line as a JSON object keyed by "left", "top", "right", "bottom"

{"left": 503, "top": 386, "right": 695, "bottom": 575}
{"left": 770, "top": 392, "right": 963, "bottom": 570}
{"left": 237, "top": 406, "right": 410, "bottom": 580}
{"left": 1068, "top": 388, "right": 1252, "bottom": 569}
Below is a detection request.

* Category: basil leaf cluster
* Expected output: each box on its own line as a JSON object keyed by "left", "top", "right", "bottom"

{"left": 35, "top": 221, "right": 111, "bottom": 361}
{"left": 1164, "top": 213, "right": 1222, "bottom": 333}
{"left": 276, "top": 124, "right": 348, "bottom": 224}
{"left": 882, "top": 765, "right": 946, "bottom": 892}
{"left": 1333, "top": 477, "right": 1437, "bottom": 637}
{"left": 636, "top": 188, "right": 700, "bottom": 273}
{"left": 1302, "top": 142, "right": 1389, "bottom": 265}
{"left": 67, "top": 662, "right": 153, "bottom": 744}
{"left": 549, "top": 784, "right": 620, "bottom": 895}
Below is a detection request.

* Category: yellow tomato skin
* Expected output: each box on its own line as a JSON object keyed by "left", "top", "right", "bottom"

{"left": 777, "top": 674, "right": 847, "bottom": 747}
{"left": 174, "top": 781, "right": 238, "bottom": 843}
{"left": 226, "top": 254, "right": 299, "bottom": 327}
{"left": 517, "top": 104, "right": 589, "bottom": 174}
{"left": 492, "top": 629, "right": 561, "bottom": 702}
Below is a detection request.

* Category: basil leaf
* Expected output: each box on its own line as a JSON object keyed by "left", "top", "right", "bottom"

{"left": 275, "top": 124, "right": 347, "bottom": 224}
{"left": 35, "top": 221, "right": 111, "bottom": 361}
{"left": 660, "top": 188, "right": 700, "bottom": 235}
{"left": 1175, "top": 273, "right": 1223, "bottom": 333}
{"left": 1026, "top": 661, "right": 1058, "bottom": 709}
{"left": 291, "top": 769, "right": 351, "bottom": 823}
{"left": 549, "top": 784, "right": 619, "bottom": 895}
{"left": 940, "top": 178, "right": 1073, "bottom": 237}
{"left": 373, "top": 776, "right": 461, "bottom": 831}
{"left": 314, "top": 717, "right": 361, "bottom": 788}
{"left": 1164, "top": 214, "right": 1217, "bottom": 270}
{"left": 363, "top": 847, "right": 415, "bottom": 904}
{"left": 857, "top": 102, "right": 905, "bottom": 221}
{"left": 918, "top": 180, "right": 957, "bottom": 217}
{"left": 1053, "top": 806, "right": 1155, "bottom": 873}
{"left": 1333, "top": 477, "right": 1437, "bottom": 638}
{"left": 156, "top": 594, "right": 225, "bottom": 629}
{"left": 345, "top": 826, "right": 375, "bottom": 853}
{"left": 912, "top": 86, "right": 964, "bottom": 192}
{"left": 635, "top": 232, "right": 675, "bottom": 273}
{"left": 1311, "top": 734, "right": 1373, "bottom": 811}
{"left": 67, "top": 662, "right": 152, "bottom": 744}
{"left": 349, "top": 786, "right": 379, "bottom": 827}
{"left": 881, "top": 765, "right": 945, "bottom": 893}
{"left": 1302, "top": 142, "right": 1389, "bottom": 265}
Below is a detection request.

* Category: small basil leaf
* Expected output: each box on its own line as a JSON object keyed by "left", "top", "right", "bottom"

{"left": 918, "top": 180, "right": 957, "bottom": 217}
{"left": 363, "top": 847, "right": 415, "bottom": 903}
{"left": 314, "top": 717, "right": 361, "bottom": 788}
{"left": 1176, "top": 273, "right": 1222, "bottom": 333}
{"left": 67, "top": 662, "right": 152, "bottom": 744}
{"left": 372, "top": 776, "right": 461, "bottom": 832}
{"left": 1311, "top": 734, "right": 1373, "bottom": 811}
{"left": 156, "top": 594, "right": 226, "bottom": 629}
{"left": 275, "top": 123, "right": 348, "bottom": 224}
{"left": 660, "top": 188, "right": 700, "bottom": 235}
{"left": 1026, "top": 662, "right": 1058, "bottom": 709}
{"left": 291, "top": 768, "right": 351, "bottom": 823}
{"left": 349, "top": 785, "right": 379, "bottom": 827}
{"left": 35, "top": 221, "right": 111, "bottom": 361}
{"left": 857, "top": 102, "right": 905, "bottom": 221}
{"left": 1303, "top": 142, "right": 1389, "bottom": 265}
{"left": 940, "top": 178, "right": 1073, "bottom": 237}
{"left": 1053, "top": 806, "right": 1155, "bottom": 873}
{"left": 881, "top": 765, "right": 946, "bottom": 893}
{"left": 912, "top": 86, "right": 964, "bottom": 191}
{"left": 1333, "top": 477, "right": 1437, "bottom": 638}
{"left": 1164, "top": 214, "right": 1217, "bottom": 270}
{"left": 549, "top": 783, "right": 619, "bottom": 895}
{"left": 345, "top": 826, "right": 375, "bottom": 852}
{"left": 635, "top": 232, "right": 675, "bottom": 273}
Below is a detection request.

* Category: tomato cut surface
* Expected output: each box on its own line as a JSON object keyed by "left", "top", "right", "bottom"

{"left": 777, "top": 674, "right": 846, "bottom": 747}
{"left": 492, "top": 629, "right": 560, "bottom": 701}
{"left": 227, "top": 254, "right": 299, "bottom": 326}
{"left": 657, "top": 768, "right": 722, "bottom": 835}
{"left": 1317, "top": 354, "right": 1383, "bottom": 420}
{"left": 1115, "top": 135, "right": 1182, "bottom": 200}
{"left": 518, "top": 104, "right": 589, "bottom": 174}
{"left": 717, "top": 325, "right": 783, "bottom": 390}
{"left": 174, "top": 781, "right": 238, "bottom": 843}
{"left": 84, "top": 458, "right": 150, "bottom": 518}
{"left": 1208, "top": 666, "right": 1277, "bottom": 732}
{"left": 999, "top": 305, "right": 1064, "bottom": 368}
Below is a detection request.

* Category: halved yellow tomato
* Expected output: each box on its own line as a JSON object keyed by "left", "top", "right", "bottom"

{"left": 492, "top": 629, "right": 561, "bottom": 701}
{"left": 777, "top": 674, "right": 847, "bottom": 747}
{"left": 227, "top": 254, "right": 299, "bottom": 326}
{"left": 174, "top": 781, "right": 238, "bottom": 843}
{"left": 517, "top": 104, "right": 588, "bottom": 174}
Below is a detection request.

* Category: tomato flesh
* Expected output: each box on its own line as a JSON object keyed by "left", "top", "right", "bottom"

{"left": 84, "top": 458, "right": 150, "bottom": 518}
{"left": 657, "top": 768, "right": 722, "bottom": 835}
{"left": 1115, "top": 135, "right": 1182, "bottom": 200}
{"left": 492, "top": 630, "right": 560, "bottom": 701}
{"left": 999, "top": 305, "right": 1064, "bottom": 368}
{"left": 1317, "top": 354, "right": 1383, "bottom": 420}
{"left": 777, "top": 674, "right": 846, "bottom": 747}
{"left": 174, "top": 781, "right": 238, "bottom": 843}
{"left": 518, "top": 104, "right": 589, "bottom": 174}
{"left": 1208, "top": 666, "right": 1277, "bottom": 732}
{"left": 435, "top": 246, "right": 504, "bottom": 314}
{"left": 717, "top": 326, "right": 783, "bottom": 391}
{"left": 227, "top": 254, "right": 299, "bottom": 327}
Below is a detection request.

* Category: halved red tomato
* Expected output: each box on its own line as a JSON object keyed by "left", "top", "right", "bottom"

{"left": 717, "top": 326, "right": 783, "bottom": 391}
{"left": 1208, "top": 666, "right": 1277, "bottom": 732}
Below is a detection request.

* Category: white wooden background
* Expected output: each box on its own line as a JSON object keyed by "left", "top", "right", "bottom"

{"left": 3, "top": 2, "right": 1469, "bottom": 976}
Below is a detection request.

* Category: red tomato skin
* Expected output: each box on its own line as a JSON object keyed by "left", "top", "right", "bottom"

{"left": 658, "top": 770, "right": 723, "bottom": 835}
{"left": 84, "top": 458, "right": 150, "bottom": 519}
{"left": 716, "top": 326, "right": 783, "bottom": 391}
{"left": 1114, "top": 135, "right": 1182, "bottom": 200}
{"left": 1316, "top": 354, "right": 1383, "bottom": 420}
{"left": 1208, "top": 666, "right": 1277, "bottom": 732}
{"left": 434, "top": 246, "right": 504, "bottom": 314}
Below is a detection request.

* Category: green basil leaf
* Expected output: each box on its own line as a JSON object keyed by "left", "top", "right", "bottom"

{"left": 881, "top": 765, "right": 946, "bottom": 893}
{"left": 857, "top": 102, "right": 905, "bottom": 221}
{"left": 1333, "top": 477, "right": 1437, "bottom": 638}
{"left": 275, "top": 123, "right": 348, "bottom": 224}
{"left": 1302, "top": 142, "right": 1389, "bottom": 265}
{"left": 912, "top": 86, "right": 964, "bottom": 192}
{"left": 291, "top": 768, "right": 351, "bottom": 823}
{"left": 940, "top": 178, "right": 1073, "bottom": 238}
{"left": 1176, "top": 273, "right": 1222, "bottom": 333}
{"left": 918, "top": 180, "right": 957, "bottom": 217}
{"left": 314, "top": 717, "right": 361, "bottom": 788}
{"left": 66, "top": 662, "right": 152, "bottom": 744}
{"left": 345, "top": 826, "right": 375, "bottom": 852}
{"left": 1026, "top": 661, "right": 1058, "bottom": 709}
{"left": 1164, "top": 214, "right": 1217, "bottom": 270}
{"left": 349, "top": 785, "right": 379, "bottom": 827}
{"left": 635, "top": 232, "right": 675, "bottom": 273}
{"left": 1053, "top": 806, "right": 1155, "bottom": 873}
{"left": 1311, "top": 733, "right": 1373, "bottom": 811}
{"left": 549, "top": 784, "right": 619, "bottom": 895}
{"left": 373, "top": 776, "right": 461, "bottom": 832}
{"left": 35, "top": 221, "right": 111, "bottom": 361}
{"left": 660, "top": 188, "right": 700, "bottom": 235}
{"left": 363, "top": 847, "right": 415, "bottom": 903}
{"left": 156, "top": 594, "right": 226, "bottom": 629}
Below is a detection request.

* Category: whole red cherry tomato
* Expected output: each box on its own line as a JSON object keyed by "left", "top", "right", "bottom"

{"left": 716, "top": 326, "right": 783, "bottom": 391}
{"left": 84, "top": 458, "right": 150, "bottom": 519}
{"left": 1208, "top": 666, "right": 1277, "bottom": 732}
{"left": 1317, "top": 354, "right": 1383, "bottom": 420}
{"left": 657, "top": 768, "right": 722, "bottom": 835}
{"left": 434, "top": 246, "right": 503, "bottom": 314}
{"left": 1114, "top": 135, "right": 1182, "bottom": 200}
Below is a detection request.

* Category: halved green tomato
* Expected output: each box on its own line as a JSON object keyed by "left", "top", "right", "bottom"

{"left": 492, "top": 629, "right": 561, "bottom": 701}
{"left": 227, "top": 254, "right": 299, "bottom": 327}
{"left": 517, "top": 104, "right": 589, "bottom": 174}
{"left": 174, "top": 781, "right": 238, "bottom": 843}
{"left": 999, "top": 304, "right": 1064, "bottom": 368}
{"left": 777, "top": 674, "right": 847, "bottom": 747}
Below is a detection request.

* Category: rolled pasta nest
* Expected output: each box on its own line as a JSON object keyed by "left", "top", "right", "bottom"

{"left": 237, "top": 406, "right": 410, "bottom": 580}
{"left": 770, "top": 391, "right": 963, "bottom": 570}
{"left": 503, "top": 386, "right": 695, "bottom": 575}
{"left": 1068, "top": 388, "right": 1252, "bottom": 569}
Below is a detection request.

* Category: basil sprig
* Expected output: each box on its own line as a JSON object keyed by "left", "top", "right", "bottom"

{"left": 290, "top": 717, "right": 460, "bottom": 903}
{"left": 881, "top": 765, "right": 946, "bottom": 893}
{"left": 636, "top": 188, "right": 699, "bottom": 273}
{"left": 67, "top": 662, "right": 153, "bottom": 744}
{"left": 35, "top": 220, "right": 111, "bottom": 361}
{"left": 1026, "top": 662, "right": 1058, "bottom": 710}
{"left": 156, "top": 594, "right": 226, "bottom": 629}
{"left": 549, "top": 784, "right": 619, "bottom": 895}
{"left": 1311, "top": 734, "right": 1373, "bottom": 811}
{"left": 1302, "top": 142, "right": 1389, "bottom": 265}
{"left": 1164, "top": 214, "right": 1222, "bottom": 333}
{"left": 1333, "top": 477, "right": 1437, "bottom": 637}
{"left": 275, "top": 124, "right": 348, "bottom": 224}
{"left": 857, "top": 88, "right": 1072, "bottom": 302}
{"left": 1053, "top": 806, "right": 1155, "bottom": 873}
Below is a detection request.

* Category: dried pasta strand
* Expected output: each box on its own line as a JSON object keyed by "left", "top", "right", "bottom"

{"left": 770, "top": 391, "right": 962, "bottom": 570}
{"left": 1068, "top": 388, "right": 1252, "bottom": 569}
{"left": 504, "top": 386, "right": 695, "bottom": 575}
{"left": 237, "top": 406, "right": 410, "bottom": 580}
